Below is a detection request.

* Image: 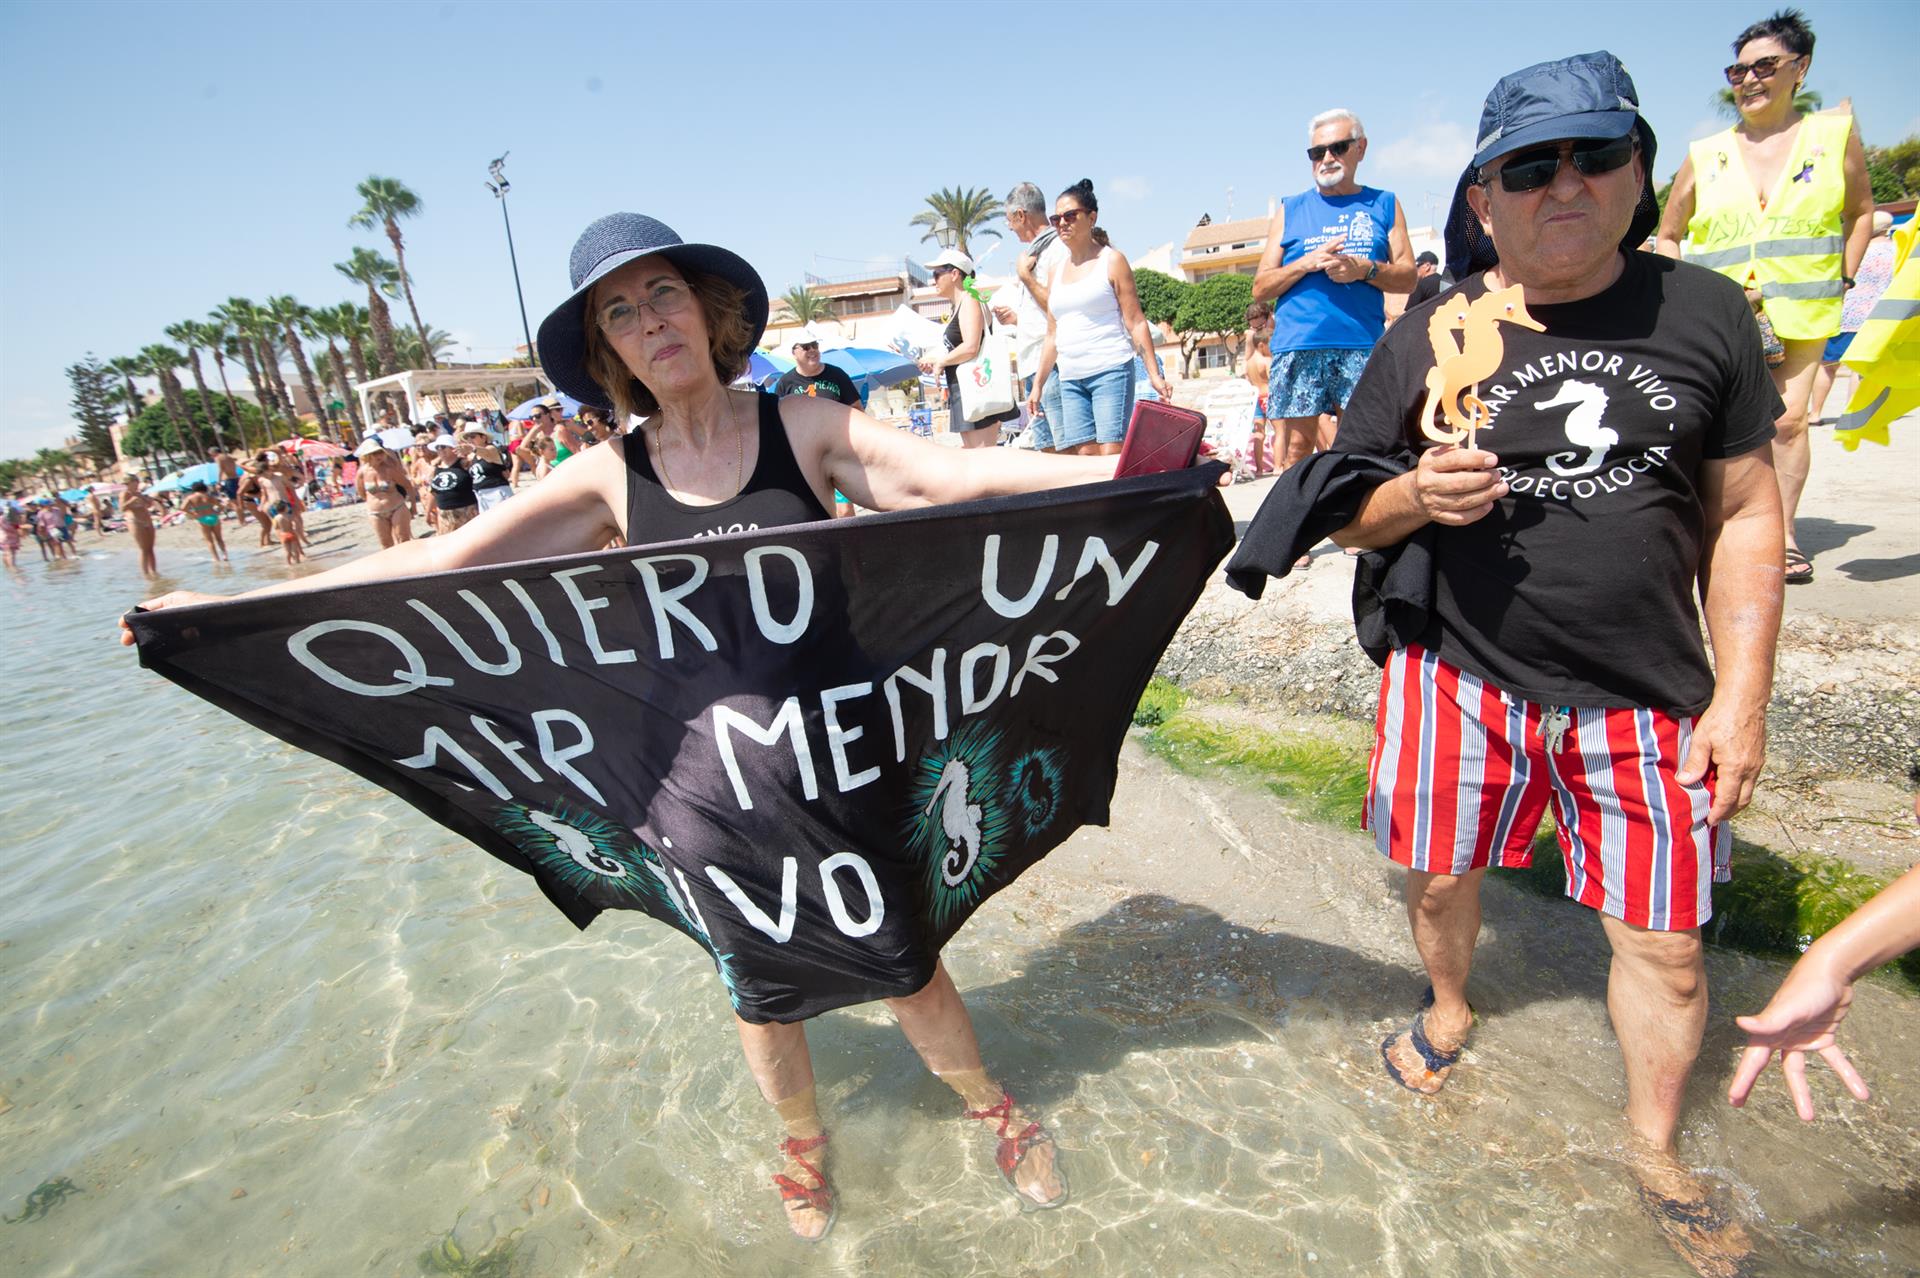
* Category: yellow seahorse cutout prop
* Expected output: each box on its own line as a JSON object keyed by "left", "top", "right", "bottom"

{"left": 1835, "top": 223, "right": 1919, "bottom": 452}
{"left": 1417, "top": 284, "right": 1545, "bottom": 450}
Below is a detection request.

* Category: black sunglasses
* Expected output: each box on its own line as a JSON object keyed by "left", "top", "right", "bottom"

{"left": 1046, "top": 208, "right": 1088, "bottom": 229}
{"left": 1306, "top": 138, "right": 1357, "bottom": 163}
{"left": 1483, "top": 135, "right": 1636, "bottom": 193}
{"left": 1723, "top": 53, "right": 1801, "bottom": 86}
{"left": 795, "top": 342, "right": 820, "bottom": 351}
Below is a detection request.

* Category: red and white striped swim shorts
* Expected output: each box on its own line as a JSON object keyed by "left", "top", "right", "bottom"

{"left": 1362, "top": 645, "right": 1731, "bottom": 932}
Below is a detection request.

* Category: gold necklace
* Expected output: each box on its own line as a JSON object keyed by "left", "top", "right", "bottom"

{"left": 654, "top": 394, "right": 744, "bottom": 496}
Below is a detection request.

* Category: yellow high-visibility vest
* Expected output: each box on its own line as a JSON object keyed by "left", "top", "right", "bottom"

{"left": 1836, "top": 224, "right": 1919, "bottom": 451}
{"left": 1685, "top": 113, "right": 1852, "bottom": 341}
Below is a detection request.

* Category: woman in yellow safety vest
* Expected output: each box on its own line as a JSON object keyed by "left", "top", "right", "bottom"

{"left": 1655, "top": 8, "right": 1874, "bottom": 585}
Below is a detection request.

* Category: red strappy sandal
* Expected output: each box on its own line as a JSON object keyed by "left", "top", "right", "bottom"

{"left": 771, "top": 1132, "right": 836, "bottom": 1242}
{"left": 963, "top": 1091, "right": 1069, "bottom": 1210}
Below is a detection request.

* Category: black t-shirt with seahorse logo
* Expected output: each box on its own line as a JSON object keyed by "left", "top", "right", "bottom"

{"left": 1333, "top": 252, "right": 1781, "bottom": 714}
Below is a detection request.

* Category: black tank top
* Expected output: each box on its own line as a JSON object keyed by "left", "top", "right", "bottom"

{"left": 430, "top": 460, "right": 476, "bottom": 509}
{"left": 623, "top": 392, "right": 830, "bottom": 542}
{"left": 467, "top": 454, "right": 510, "bottom": 490}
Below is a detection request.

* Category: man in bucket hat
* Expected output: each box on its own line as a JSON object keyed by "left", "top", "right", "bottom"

{"left": 1323, "top": 52, "right": 1784, "bottom": 1272}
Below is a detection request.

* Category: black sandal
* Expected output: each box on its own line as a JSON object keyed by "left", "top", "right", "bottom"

{"left": 1784, "top": 547, "right": 1814, "bottom": 584}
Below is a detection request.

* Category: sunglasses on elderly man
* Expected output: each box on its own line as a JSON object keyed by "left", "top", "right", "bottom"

{"left": 1306, "top": 138, "right": 1357, "bottom": 163}
{"left": 1723, "top": 53, "right": 1802, "bottom": 85}
{"left": 1483, "top": 134, "right": 1636, "bottom": 193}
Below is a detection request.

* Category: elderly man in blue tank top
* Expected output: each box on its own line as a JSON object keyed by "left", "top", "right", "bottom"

{"left": 1253, "top": 109, "right": 1416, "bottom": 489}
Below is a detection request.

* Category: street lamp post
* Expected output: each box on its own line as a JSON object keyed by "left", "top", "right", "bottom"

{"left": 486, "top": 153, "right": 538, "bottom": 368}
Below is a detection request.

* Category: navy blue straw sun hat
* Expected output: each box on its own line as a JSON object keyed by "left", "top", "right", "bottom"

{"left": 535, "top": 213, "right": 769, "bottom": 410}
{"left": 1443, "top": 50, "right": 1660, "bottom": 280}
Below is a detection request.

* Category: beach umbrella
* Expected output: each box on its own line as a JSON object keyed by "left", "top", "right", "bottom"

{"left": 60, "top": 487, "right": 92, "bottom": 501}
{"left": 89, "top": 482, "right": 124, "bottom": 494}
{"left": 284, "top": 439, "right": 349, "bottom": 459}
{"left": 745, "top": 351, "right": 791, "bottom": 387}
{"left": 149, "top": 461, "right": 223, "bottom": 493}
{"left": 822, "top": 346, "right": 920, "bottom": 392}
{"left": 376, "top": 426, "right": 417, "bottom": 451}
{"left": 506, "top": 391, "right": 584, "bottom": 420}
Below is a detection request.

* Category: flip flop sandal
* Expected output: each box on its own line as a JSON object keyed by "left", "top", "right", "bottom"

{"left": 964, "top": 1091, "right": 1069, "bottom": 1210}
{"left": 1784, "top": 548, "right": 1814, "bottom": 584}
{"left": 772, "top": 1133, "right": 836, "bottom": 1242}
{"left": 1381, "top": 986, "right": 1472, "bottom": 1095}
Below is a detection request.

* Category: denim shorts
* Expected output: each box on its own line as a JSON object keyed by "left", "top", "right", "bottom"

{"left": 1268, "top": 348, "right": 1372, "bottom": 418}
{"left": 1022, "top": 372, "right": 1067, "bottom": 450}
{"left": 1055, "top": 361, "right": 1136, "bottom": 448}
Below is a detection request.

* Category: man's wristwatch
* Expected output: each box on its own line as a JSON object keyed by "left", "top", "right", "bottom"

{"left": 1365, "top": 259, "right": 1379, "bottom": 282}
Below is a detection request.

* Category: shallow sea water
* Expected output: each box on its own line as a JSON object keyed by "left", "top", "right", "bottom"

{"left": 2, "top": 519, "right": 1917, "bottom": 1277}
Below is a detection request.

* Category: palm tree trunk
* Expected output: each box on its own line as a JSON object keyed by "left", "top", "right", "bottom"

{"left": 184, "top": 349, "right": 222, "bottom": 447}
{"left": 327, "top": 339, "right": 365, "bottom": 438}
{"left": 365, "top": 287, "right": 401, "bottom": 374}
{"left": 243, "top": 336, "right": 281, "bottom": 429}
{"left": 155, "top": 373, "right": 198, "bottom": 459}
{"left": 168, "top": 370, "right": 212, "bottom": 457}
{"left": 118, "top": 372, "right": 144, "bottom": 420}
{"left": 387, "top": 219, "right": 436, "bottom": 369}
{"left": 281, "top": 323, "right": 333, "bottom": 442}
{"left": 259, "top": 333, "right": 297, "bottom": 432}
{"left": 210, "top": 352, "right": 246, "bottom": 451}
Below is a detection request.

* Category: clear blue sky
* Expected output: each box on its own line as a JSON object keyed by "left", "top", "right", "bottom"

{"left": 1, "top": 0, "right": 1912, "bottom": 458}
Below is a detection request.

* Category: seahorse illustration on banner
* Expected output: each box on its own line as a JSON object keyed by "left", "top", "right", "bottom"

{"left": 1418, "top": 284, "right": 1545, "bottom": 448}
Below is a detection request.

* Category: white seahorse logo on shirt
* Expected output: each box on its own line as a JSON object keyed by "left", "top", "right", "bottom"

{"left": 1535, "top": 379, "right": 1618, "bottom": 477}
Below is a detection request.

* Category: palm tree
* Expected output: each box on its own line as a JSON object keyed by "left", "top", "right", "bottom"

{"left": 165, "top": 320, "right": 224, "bottom": 448}
{"left": 107, "top": 355, "right": 147, "bottom": 421}
{"left": 34, "top": 448, "right": 78, "bottom": 491}
{"left": 335, "top": 247, "right": 402, "bottom": 375}
{"left": 267, "top": 295, "right": 332, "bottom": 441}
{"left": 201, "top": 314, "right": 249, "bottom": 450}
{"left": 780, "top": 286, "right": 838, "bottom": 325}
{"left": 1714, "top": 85, "right": 1823, "bottom": 119}
{"left": 394, "top": 323, "right": 457, "bottom": 370}
{"left": 218, "top": 299, "right": 280, "bottom": 440}
{"left": 908, "top": 186, "right": 1004, "bottom": 256}
{"left": 306, "top": 305, "right": 365, "bottom": 438}
{"left": 139, "top": 344, "right": 208, "bottom": 457}
{"left": 349, "top": 176, "right": 435, "bottom": 367}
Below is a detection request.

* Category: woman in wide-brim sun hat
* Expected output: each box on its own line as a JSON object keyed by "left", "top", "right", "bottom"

{"left": 124, "top": 211, "right": 1119, "bottom": 1238}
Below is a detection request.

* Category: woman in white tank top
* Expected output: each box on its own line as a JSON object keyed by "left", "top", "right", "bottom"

{"left": 1025, "top": 179, "right": 1172, "bottom": 455}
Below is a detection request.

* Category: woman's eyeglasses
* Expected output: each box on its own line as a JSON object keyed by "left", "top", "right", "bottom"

{"left": 1307, "top": 138, "right": 1357, "bottom": 163}
{"left": 1724, "top": 54, "right": 1801, "bottom": 85}
{"left": 1047, "top": 208, "right": 1088, "bottom": 229}
{"left": 597, "top": 281, "right": 693, "bottom": 335}
{"left": 1482, "top": 135, "right": 1636, "bottom": 193}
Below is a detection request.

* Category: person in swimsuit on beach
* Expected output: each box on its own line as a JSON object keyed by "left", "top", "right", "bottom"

{"left": 121, "top": 474, "right": 159, "bottom": 577}
{"left": 180, "top": 482, "right": 229, "bottom": 564}
{"left": 353, "top": 439, "right": 417, "bottom": 548}
{"left": 270, "top": 501, "right": 304, "bottom": 565}
{"left": 258, "top": 451, "right": 312, "bottom": 548}
{"left": 1, "top": 502, "right": 22, "bottom": 568}
{"left": 128, "top": 210, "right": 1127, "bottom": 1242}
{"left": 233, "top": 466, "right": 275, "bottom": 548}
{"left": 211, "top": 448, "right": 240, "bottom": 521}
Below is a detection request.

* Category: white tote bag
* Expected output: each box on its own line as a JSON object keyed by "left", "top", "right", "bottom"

{"left": 956, "top": 307, "right": 1017, "bottom": 423}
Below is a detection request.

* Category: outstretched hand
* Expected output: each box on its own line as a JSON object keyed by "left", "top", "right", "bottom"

{"left": 118, "top": 590, "right": 228, "bottom": 646}
{"left": 1727, "top": 952, "right": 1870, "bottom": 1120}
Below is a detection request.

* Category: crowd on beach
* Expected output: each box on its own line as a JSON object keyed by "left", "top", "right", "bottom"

{"left": 83, "top": 6, "right": 1920, "bottom": 1274}
{"left": 2, "top": 393, "right": 635, "bottom": 577}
